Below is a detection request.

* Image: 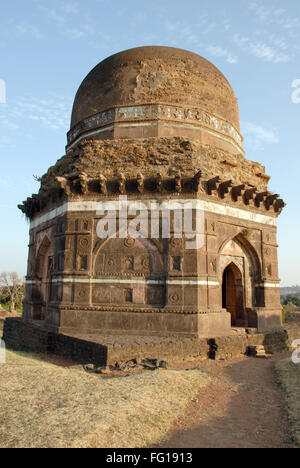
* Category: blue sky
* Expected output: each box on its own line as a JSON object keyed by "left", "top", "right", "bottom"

{"left": 0, "top": 0, "right": 299, "bottom": 286}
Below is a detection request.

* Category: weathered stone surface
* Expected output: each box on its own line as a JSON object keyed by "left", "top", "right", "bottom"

{"left": 70, "top": 46, "right": 240, "bottom": 131}
{"left": 17, "top": 46, "right": 285, "bottom": 348}
{"left": 3, "top": 318, "right": 297, "bottom": 366}
{"left": 38, "top": 138, "right": 268, "bottom": 197}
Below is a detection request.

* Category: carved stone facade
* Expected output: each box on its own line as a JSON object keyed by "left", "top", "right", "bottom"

{"left": 20, "top": 46, "right": 285, "bottom": 338}
{"left": 67, "top": 103, "right": 243, "bottom": 154}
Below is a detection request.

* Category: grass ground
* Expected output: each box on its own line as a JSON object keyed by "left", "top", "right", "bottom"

{"left": 0, "top": 304, "right": 22, "bottom": 314}
{"left": 275, "top": 358, "right": 300, "bottom": 447}
{"left": 286, "top": 309, "right": 300, "bottom": 324}
{"left": 0, "top": 350, "right": 210, "bottom": 448}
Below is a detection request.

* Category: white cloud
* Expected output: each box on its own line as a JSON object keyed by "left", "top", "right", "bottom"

{"left": 65, "top": 24, "right": 94, "bottom": 39}
{"left": 223, "top": 18, "right": 231, "bottom": 32}
{"left": 0, "top": 105, "right": 19, "bottom": 130}
{"left": 207, "top": 45, "right": 238, "bottom": 64}
{"left": 233, "top": 34, "right": 290, "bottom": 63}
{"left": 280, "top": 17, "right": 300, "bottom": 30}
{"left": 164, "top": 20, "right": 180, "bottom": 33}
{"left": 36, "top": 3, "right": 95, "bottom": 40}
{"left": 0, "top": 93, "right": 72, "bottom": 132}
{"left": 267, "top": 35, "right": 289, "bottom": 51}
{"left": 241, "top": 121, "right": 279, "bottom": 150}
{"left": 164, "top": 16, "right": 216, "bottom": 44}
{"left": 38, "top": 5, "right": 65, "bottom": 27}
{"left": 160, "top": 18, "right": 236, "bottom": 63}
{"left": 249, "top": 42, "right": 289, "bottom": 63}
{"left": 273, "top": 9, "right": 286, "bottom": 18}
{"left": 8, "top": 19, "right": 43, "bottom": 39}
{"left": 249, "top": 2, "right": 300, "bottom": 32}
{"left": 0, "top": 135, "right": 16, "bottom": 149}
{"left": 181, "top": 26, "right": 199, "bottom": 45}
{"left": 249, "top": 3, "right": 273, "bottom": 23}
{"left": 16, "top": 23, "right": 43, "bottom": 39}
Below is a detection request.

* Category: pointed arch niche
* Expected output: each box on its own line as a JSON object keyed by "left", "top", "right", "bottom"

{"left": 34, "top": 236, "right": 54, "bottom": 320}
{"left": 222, "top": 262, "right": 244, "bottom": 326}
{"left": 92, "top": 237, "right": 166, "bottom": 308}
{"left": 219, "top": 234, "right": 263, "bottom": 328}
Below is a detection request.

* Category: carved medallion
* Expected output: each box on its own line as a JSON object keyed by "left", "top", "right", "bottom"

{"left": 124, "top": 238, "right": 135, "bottom": 248}
{"left": 80, "top": 238, "right": 89, "bottom": 248}
{"left": 169, "top": 293, "right": 179, "bottom": 303}
{"left": 170, "top": 238, "right": 183, "bottom": 249}
{"left": 142, "top": 257, "right": 150, "bottom": 269}
{"left": 78, "top": 289, "right": 86, "bottom": 299}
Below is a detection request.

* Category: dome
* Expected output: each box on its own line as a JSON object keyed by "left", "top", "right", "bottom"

{"left": 68, "top": 46, "right": 243, "bottom": 154}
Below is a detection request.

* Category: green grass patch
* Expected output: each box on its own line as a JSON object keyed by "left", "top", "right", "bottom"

{"left": 0, "top": 304, "right": 22, "bottom": 314}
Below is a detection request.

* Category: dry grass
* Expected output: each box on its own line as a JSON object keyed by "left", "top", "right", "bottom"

{"left": 0, "top": 350, "right": 210, "bottom": 448}
{"left": 275, "top": 358, "right": 300, "bottom": 447}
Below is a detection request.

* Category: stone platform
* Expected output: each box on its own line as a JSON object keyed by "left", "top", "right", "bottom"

{"left": 3, "top": 318, "right": 300, "bottom": 367}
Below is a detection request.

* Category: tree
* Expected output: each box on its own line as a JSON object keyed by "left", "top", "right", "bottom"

{"left": 0, "top": 272, "right": 25, "bottom": 313}
{"left": 282, "top": 294, "right": 300, "bottom": 308}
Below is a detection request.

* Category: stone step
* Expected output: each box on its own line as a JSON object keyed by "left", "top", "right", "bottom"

{"left": 248, "top": 345, "right": 271, "bottom": 359}
{"left": 255, "top": 354, "right": 272, "bottom": 359}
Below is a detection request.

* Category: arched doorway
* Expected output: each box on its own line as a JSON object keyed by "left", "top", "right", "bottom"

{"left": 222, "top": 263, "right": 245, "bottom": 327}
{"left": 219, "top": 234, "right": 263, "bottom": 312}
{"left": 46, "top": 256, "right": 54, "bottom": 305}
{"left": 34, "top": 236, "right": 54, "bottom": 320}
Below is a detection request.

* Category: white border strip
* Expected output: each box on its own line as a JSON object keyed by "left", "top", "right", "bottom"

{"left": 26, "top": 278, "right": 280, "bottom": 288}
{"left": 26, "top": 278, "right": 219, "bottom": 286}
{"left": 67, "top": 125, "right": 115, "bottom": 150}
{"left": 67, "top": 121, "right": 243, "bottom": 154}
{"left": 167, "top": 279, "right": 219, "bottom": 286}
{"left": 30, "top": 199, "right": 277, "bottom": 230}
{"left": 257, "top": 282, "right": 280, "bottom": 288}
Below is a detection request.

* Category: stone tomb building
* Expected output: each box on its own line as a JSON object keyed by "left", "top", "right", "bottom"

{"left": 19, "top": 46, "right": 285, "bottom": 338}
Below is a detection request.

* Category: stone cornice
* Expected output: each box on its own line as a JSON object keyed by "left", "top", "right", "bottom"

{"left": 51, "top": 304, "right": 224, "bottom": 315}
{"left": 19, "top": 170, "right": 285, "bottom": 221}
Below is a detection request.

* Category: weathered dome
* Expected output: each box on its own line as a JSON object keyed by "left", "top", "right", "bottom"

{"left": 68, "top": 46, "right": 242, "bottom": 154}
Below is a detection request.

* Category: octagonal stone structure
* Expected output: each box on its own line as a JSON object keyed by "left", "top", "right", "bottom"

{"left": 19, "top": 46, "right": 285, "bottom": 338}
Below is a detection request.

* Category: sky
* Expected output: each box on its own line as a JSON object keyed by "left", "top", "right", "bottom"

{"left": 0, "top": 0, "right": 299, "bottom": 286}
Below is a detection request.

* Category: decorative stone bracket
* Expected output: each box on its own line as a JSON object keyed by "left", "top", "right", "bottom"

{"left": 18, "top": 170, "right": 286, "bottom": 219}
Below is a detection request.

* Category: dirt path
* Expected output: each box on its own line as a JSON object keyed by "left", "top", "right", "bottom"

{"left": 159, "top": 355, "right": 295, "bottom": 448}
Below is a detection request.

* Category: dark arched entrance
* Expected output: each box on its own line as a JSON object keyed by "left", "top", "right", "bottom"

{"left": 34, "top": 236, "right": 54, "bottom": 320}
{"left": 222, "top": 263, "right": 245, "bottom": 327}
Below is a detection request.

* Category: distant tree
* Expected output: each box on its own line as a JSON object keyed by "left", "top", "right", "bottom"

{"left": 281, "top": 294, "right": 300, "bottom": 307}
{"left": 0, "top": 272, "right": 25, "bottom": 313}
